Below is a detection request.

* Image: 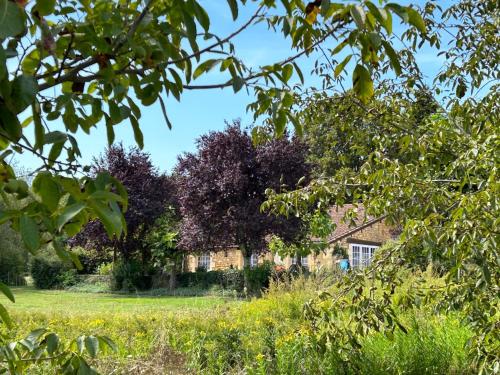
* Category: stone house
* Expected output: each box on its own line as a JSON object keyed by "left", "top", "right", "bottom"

{"left": 183, "top": 204, "right": 396, "bottom": 272}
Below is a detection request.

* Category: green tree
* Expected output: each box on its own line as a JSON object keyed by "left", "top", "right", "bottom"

{"left": 302, "top": 89, "right": 439, "bottom": 177}
{"left": 264, "top": 1, "right": 499, "bottom": 370}
{"left": 143, "top": 207, "right": 182, "bottom": 290}
{"left": 0, "top": 0, "right": 493, "bottom": 372}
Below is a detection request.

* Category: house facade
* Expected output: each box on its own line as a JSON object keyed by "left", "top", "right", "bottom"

{"left": 183, "top": 204, "right": 396, "bottom": 272}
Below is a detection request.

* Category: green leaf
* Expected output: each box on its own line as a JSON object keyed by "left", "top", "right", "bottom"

{"left": 274, "top": 111, "right": 287, "bottom": 137}
{"left": 292, "top": 62, "right": 304, "bottom": 84}
{"left": 57, "top": 202, "right": 85, "bottom": 231}
{"left": 352, "top": 64, "right": 373, "bottom": 104}
{"left": 282, "top": 64, "right": 293, "bottom": 83}
{"left": 350, "top": 5, "right": 366, "bottom": 29}
{"left": 43, "top": 131, "right": 67, "bottom": 145}
{"left": 33, "top": 172, "right": 60, "bottom": 211}
{"left": 366, "top": 2, "right": 392, "bottom": 34}
{"left": 183, "top": 9, "right": 197, "bottom": 44}
{"left": 193, "top": 59, "right": 220, "bottom": 80}
{"left": 69, "top": 251, "right": 83, "bottom": 271}
{"left": 84, "top": 336, "right": 99, "bottom": 358}
{"left": 232, "top": 76, "right": 245, "bottom": 93}
{"left": 320, "top": 0, "right": 331, "bottom": 17}
{"left": 105, "top": 116, "right": 115, "bottom": 145}
{"left": 226, "top": 0, "right": 238, "bottom": 21}
{"left": 98, "top": 336, "right": 118, "bottom": 353}
{"left": 0, "top": 103, "right": 22, "bottom": 141}
{"left": 0, "top": 303, "right": 12, "bottom": 328}
{"left": 27, "top": 328, "right": 46, "bottom": 343}
{"left": 386, "top": 3, "right": 408, "bottom": 23}
{"left": 0, "top": 46, "right": 6, "bottom": 80}
{"left": 108, "top": 101, "right": 121, "bottom": 124}
{"left": 46, "top": 333, "right": 60, "bottom": 354}
{"left": 407, "top": 8, "right": 426, "bottom": 34}
{"left": 78, "top": 358, "right": 95, "bottom": 375}
{"left": 19, "top": 214, "right": 40, "bottom": 253}
{"left": 194, "top": 2, "right": 210, "bottom": 32}
{"left": 0, "top": 282, "right": 14, "bottom": 303}
{"left": 33, "top": 103, "right": 45, "bottom": 151}
{"left": 35, "top": 0, "right": 56, "bottom": 16}
{"left": 158, "top": 96, "right": 172, "bottom": 130}
{"left": 0, "top": 0, "right": 25, "bottom": 39}
{"left": 382, "top": 41, "right": 401, "bottom": 76}
{"left": 10, "top": 75, "right": 38, "bottom": 114}
{"left": 88, "top": 200, "right": 123, "bottom": 238}
{"left": 334, "top": 54, "right": 352, "bottom": 78}
{"left": 48, "top": 142, "right": 65, "bottom": 166}
{"left": 130, "top": 116, "right": 144, "bottom": 149}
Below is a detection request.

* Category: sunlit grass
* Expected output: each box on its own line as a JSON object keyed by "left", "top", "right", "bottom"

{"left": 4, "top": 287, "right": 228, "bottom": 314}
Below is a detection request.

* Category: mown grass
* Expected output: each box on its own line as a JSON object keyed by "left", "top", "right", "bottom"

{"left": 6, "top": 287, "right": 228, "bottom": 313}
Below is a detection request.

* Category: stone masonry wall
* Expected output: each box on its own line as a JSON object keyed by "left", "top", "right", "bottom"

{"left": 183, "top": 220, "right": 395, "bottom": 272}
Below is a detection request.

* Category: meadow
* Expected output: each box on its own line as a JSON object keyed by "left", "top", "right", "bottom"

{"left": 1, "top": 272, "right": 475, "bottom": 374}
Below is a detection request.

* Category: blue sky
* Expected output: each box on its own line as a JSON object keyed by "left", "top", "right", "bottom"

{"left": 17, "top": 0, "right": 450, "bottom": 174}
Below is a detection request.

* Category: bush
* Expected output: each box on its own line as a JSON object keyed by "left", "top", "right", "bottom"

{"left": 177, "top": 270, "right": 222, "bottom": 289}
{"left": 97, "top": 262, "right": 113, "bottom": 276}
{"left": 244, "top": 261, "right": 273, "bottom": 294}
{"left": 0, "top": 224, "right": 28, "bottom": 285}
{"left": 71, "top": 247, "right": 113, "bottom": 274}
{"left": 176, "top": 265, "right": 271, "bottom": 295}
{"left": 112, "top": 260, "right": 152, "bottom": 291}
{"left": 31, "top": 256, "right": 69, "bottom": 289}
{"left": 57, "top": 269, "right": 79, "bottom": 288}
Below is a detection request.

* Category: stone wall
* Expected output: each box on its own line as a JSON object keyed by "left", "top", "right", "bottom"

{"left": 183, "top": 249, "right": 273, "bottom": 272}
{"left": 182, "top": 220, "right": 395, "bottom": 272}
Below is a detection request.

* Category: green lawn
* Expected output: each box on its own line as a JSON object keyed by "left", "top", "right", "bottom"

{"left": 3, "top": 287, "right": 228, "bottom": 314}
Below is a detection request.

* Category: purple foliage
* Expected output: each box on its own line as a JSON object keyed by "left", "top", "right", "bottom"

{"left": 71, "top": 143, "right": 175, "bottom": 260}
{"left": 175, "top": 123, "right": 310, "bottom": 257}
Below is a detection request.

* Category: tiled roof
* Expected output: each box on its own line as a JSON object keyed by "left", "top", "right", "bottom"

{"left": 326, "top": 204, "right": 385, "bottom": 244}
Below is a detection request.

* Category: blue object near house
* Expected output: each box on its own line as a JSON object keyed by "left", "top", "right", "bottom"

{"left": 339, "top": 259, "right": 350, "bottom": 271}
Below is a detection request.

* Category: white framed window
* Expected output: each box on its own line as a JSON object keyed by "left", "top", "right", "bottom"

{"left": 291, "top": 255, "right": 309, "bottom": 270}
{"left": 350, "top": 243, "right": 378, "bottom": 269}
{"left": 250, "top": 253, "right": 258, "bottom": 268}
{"left": 197, "top": 252, "right": 211, "bottom": 271}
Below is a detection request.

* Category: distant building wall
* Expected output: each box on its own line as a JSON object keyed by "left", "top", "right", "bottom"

{"left": 182, "top": 209, "right": 396, "bottom": 272}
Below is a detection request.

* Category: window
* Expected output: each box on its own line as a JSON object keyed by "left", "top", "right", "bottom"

{"left": 250, "top": 253, "right": 258, "bottom": 268}
{"left": 291, "top": 255, "right": 309, "bottom": 270}
{"left": 197, "top": 252, "right": 211, "bottom": 271}
{"left": 349, "top": 244, "right": 378, "bottom": 269}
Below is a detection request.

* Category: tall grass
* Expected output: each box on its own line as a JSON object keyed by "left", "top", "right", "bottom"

{"left": 168, "top": 272, "right": 473, "bottom": 374}
{"left": 4, "top": 272, "right": 474, "bottom": 374}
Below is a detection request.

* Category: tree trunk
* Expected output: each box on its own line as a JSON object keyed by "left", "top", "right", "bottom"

{"left": 168, "top": 268, "right": 176, "bottom": 290}
{"left": 242, "top": 246, "right": 251, "bottom": 295}
{"left": 296, "top": 253, "right": 302, "bottom": 267}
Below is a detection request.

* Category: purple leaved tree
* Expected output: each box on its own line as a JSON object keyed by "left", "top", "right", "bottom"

{"left": 175, "top": 123, "right": 310, "bottom": 268}
{"left": 71, "top": 144, "right": 175, "bottom": 264}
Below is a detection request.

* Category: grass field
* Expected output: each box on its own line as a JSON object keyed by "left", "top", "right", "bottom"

{"left": 1, "top": 287, "right": 234, "bottom": 374}
{"left": 1, "top": 277, "right": 474, "bottom": 374}
{"left": 5, "top": 287, "right": 229, "bottom": 314}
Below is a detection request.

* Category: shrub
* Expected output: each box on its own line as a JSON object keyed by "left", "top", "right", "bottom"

{"left": 0, "top": 224, "right": 28, "bottom": 285}
{"left": 176, "top": 266, "right": 270, "bottom": 295}
{"left": 57, "top": 269, "right": 80, "bottom": 288}
{"left": 71, "top": 247, "right": 113, "bottom": 274}
{"left": 244, "top": 262, "right": 273, "bottom": 295}
{"left": 112, "top": 260, "right": 152, "bottom": 291}
{"left": 97, "top": 262, "right": 114, "bottom": 276}
{"left": 220, "top": 268, "right": 244, "bottom": 291}
{"left": 31, "top": 256, "right": 69, "bottom": 289}
{"left": 177, "top": 270, "right": 221, "bottom": 288}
